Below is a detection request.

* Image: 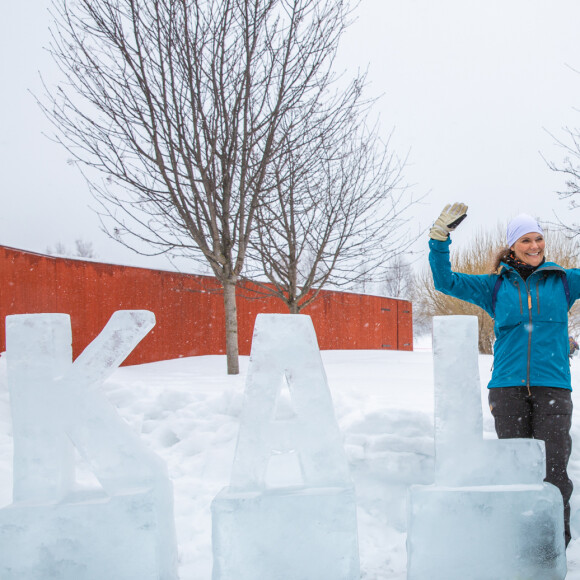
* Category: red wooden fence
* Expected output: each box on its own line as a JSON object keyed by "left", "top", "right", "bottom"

{"left": 0, "top": 245, "right": 412, "bottom": 365}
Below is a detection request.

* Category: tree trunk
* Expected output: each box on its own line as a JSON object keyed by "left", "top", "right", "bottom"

{"left": 223, "top": 280, "right": 240, "bottom": 375}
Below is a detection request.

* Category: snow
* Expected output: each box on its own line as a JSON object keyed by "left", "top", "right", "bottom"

{"left": 2, "top": 337, "right": 580, "bottom": 578}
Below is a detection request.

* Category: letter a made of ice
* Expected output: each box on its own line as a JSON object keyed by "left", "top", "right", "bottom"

{"left": 229, "top": 313, "right": 351, "bottom": 491}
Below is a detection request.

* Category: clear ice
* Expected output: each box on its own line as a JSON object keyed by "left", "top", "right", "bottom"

{"left": 407, "top": 315, "right": 567, "bottom": 580}
{"left": 0, "top": 311, "right": 178, "bottom": 580}
{"left": 211, "top": 313, "right": 360, "bottom": 580}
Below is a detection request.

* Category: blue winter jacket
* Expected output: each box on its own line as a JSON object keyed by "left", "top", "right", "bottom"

{"left": 429, "top": 237, "right": 580, "bottom": 390}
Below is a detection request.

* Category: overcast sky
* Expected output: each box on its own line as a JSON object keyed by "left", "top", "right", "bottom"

{"left": 2, "top": 1, "right": 580, "bottom": 270}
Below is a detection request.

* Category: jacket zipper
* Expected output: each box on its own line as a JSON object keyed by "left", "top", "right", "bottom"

{"left": 526, "top": 285, "right": 532, "bottom": 395}
{"left": 514, "top": 277, "right": 532, "bottom": 393}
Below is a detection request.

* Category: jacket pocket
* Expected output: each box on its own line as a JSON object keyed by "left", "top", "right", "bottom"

{"left": 497, "top": 321, "right": 522, "bottom": 333}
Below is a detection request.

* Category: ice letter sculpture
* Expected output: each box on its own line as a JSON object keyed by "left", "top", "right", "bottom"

{"left": 407, "top": 315, "right": 566, "bottom": 579}
{"left": 211, "top": 313, "right": 360, "bottom": 580}
{"left": 0, "top": 311, "right": 178, "bottom": 580}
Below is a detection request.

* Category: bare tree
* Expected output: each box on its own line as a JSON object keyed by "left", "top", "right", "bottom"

{"left": 379, "top": 255, "right": 416, "bottom": 301}
{"left": 46, "top": 241, "right": 69, "bottom": 257}
{"left": 41, "top": 0, "right": 358, "bottom": 373}
{"left": 46, "top": 239, "right": 96, "bottom": 258}
{"left": 547, "top": 125, "right": 580, "bottom": 215}
{"left": 75, "top": 239, "right": 96, "bottom": 258}
{"left": 545, "top": 117, "right": 580, "bottom": 336}
{"left": 544, "top": 113, "right": 580, "bottom": 239}
{"left": 243, "top": 108, "right": 416, "bottom": 313}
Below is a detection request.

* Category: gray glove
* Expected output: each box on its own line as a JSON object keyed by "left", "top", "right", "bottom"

{"left": 429, "top": 203, "right": 468, "bottom": 241}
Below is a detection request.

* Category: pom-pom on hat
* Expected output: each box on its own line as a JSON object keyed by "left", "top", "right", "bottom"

{"left": 506, "top": 214, "right": 544, "bottom": 248}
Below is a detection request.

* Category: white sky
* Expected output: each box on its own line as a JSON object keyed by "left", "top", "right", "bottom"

{"left": 2, "top": 0, "right": 580, "bottom": 269}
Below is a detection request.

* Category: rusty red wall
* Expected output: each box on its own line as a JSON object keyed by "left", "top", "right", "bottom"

{"left": 0, "top": 245, "right": 412, "bottom": 365}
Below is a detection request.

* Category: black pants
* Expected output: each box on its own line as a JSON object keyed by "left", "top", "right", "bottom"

{"left": 488, "top": 386, "right": 573, "bottom": 547}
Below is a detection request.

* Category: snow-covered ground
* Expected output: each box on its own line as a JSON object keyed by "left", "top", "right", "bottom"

{"left": 2, "top": 336, "right": 580, "bottom": 578}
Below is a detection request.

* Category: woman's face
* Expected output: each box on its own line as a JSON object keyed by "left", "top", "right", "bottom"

{"left": 511, "top": 232, "right": 545, "bottom": 267}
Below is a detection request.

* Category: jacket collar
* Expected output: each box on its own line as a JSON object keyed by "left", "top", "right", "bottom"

{"left": 499, "top": 260, "right": 564, "bottom": 278}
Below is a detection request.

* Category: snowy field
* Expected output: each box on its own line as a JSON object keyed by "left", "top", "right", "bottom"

{"left": 2, "top": 338, "right": 580, "bottom": 578}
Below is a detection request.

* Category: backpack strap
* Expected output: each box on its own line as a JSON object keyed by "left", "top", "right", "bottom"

{"left": 559, "top": 270, "right": 571, "bottom": 309}
{"left": 491, "top": 274, "right": 503, "bottom": 317}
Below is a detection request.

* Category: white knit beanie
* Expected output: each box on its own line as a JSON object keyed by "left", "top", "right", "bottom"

{"left": 506, "top": 214, "right": 544, "bottom": 248}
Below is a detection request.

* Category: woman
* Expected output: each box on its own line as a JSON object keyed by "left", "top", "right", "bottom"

{"left": 429, "top": 202, "right": 577, "bottom": 547}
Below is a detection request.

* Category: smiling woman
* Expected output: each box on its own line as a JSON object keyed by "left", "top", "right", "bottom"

{"left": 511, "top": 233, "right": 545, "bottom": 267}
{"left": 428, "top": 203, "right": 580, "bottom": 549}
